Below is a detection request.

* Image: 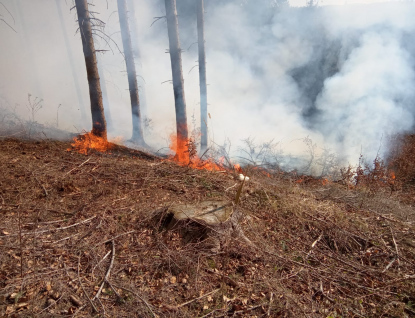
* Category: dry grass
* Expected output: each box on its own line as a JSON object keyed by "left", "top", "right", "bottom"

{"left": 0, "top": 137, "right": 414, "bottom": 317}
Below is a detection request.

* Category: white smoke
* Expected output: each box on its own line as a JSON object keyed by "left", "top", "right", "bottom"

{"left": 1, "top": 0, "right": 415, "bottom": 169}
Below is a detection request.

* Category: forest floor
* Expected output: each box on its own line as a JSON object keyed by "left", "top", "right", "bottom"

{"left": 0, "top": 136, "right": 414, "bottom": 318}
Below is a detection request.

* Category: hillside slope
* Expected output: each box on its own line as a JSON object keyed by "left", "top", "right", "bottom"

{"left": 0, "top": 138, "right": 414, "bottom": 317}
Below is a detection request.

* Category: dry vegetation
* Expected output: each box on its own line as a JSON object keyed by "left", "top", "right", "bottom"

{"left": 0, "top": 135, "right": 414, "bottom": 318}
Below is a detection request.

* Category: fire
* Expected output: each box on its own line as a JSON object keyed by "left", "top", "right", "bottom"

{"left": 388, "top": 170, "right": 396, "bottom": 184}
{"left": 168, "top": 134, "right": 225, "bottom": 171}
{"left": 69, "top": 132, "right": 112, "bottom": 155}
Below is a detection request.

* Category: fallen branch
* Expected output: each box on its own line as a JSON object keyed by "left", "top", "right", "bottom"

{"left": 177, "top": 288, "right": 220, "bottom": 308}
{"left": 111, "top": 284, "right": 156, "bottom": 317}
{"left": 382, "top": 257, "right": 397, "bottom": 273}
{"left": 9, "top": 216, "right": 96, "bottom": 236}
{"left": 93, "top": 240, "right": 115, "bottom": 300}
{"left": 33, "top": 174, "right": 48, "bottom": 196}
{"left": 78, "top": 255, "right": 98, "bottom": 313}
{"left": 62, "top": 157, "right": 91, "bottom": 178}
{"left": 390, "top": 227, "right": 400, "bottom": 266}
{"left": 267, "top": 292, "right": 274, "bottom": 317}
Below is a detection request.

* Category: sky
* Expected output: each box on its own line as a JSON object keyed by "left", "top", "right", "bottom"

{"left": 1, "top": 0, "right": 415, "bottom": 172}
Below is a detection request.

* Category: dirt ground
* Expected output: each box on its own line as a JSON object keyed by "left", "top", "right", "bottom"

{"left": 0, "top": 137, "right": 414, "bottom": 317}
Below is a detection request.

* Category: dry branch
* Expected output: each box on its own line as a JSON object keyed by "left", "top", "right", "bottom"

{"left": 9, "top": 216, "right": 96, "bottom": 236}
{"left": 93, "top": 240, "right": 115, "bottom": 300}
{"left": 177, "top": 288, "right": 220, "bottom": 308}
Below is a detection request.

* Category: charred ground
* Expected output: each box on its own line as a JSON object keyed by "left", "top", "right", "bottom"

{"left": 0, "top": 137, "right": 414, "bottom": 317}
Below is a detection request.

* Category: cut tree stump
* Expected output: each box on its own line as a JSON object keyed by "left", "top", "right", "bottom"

{"left": 154, "top": 201, "right": 254, "bottom": 252}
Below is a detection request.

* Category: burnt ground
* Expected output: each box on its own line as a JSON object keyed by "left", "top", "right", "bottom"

{"left": 0, "top": 137, "right": 414, "bottom": 318}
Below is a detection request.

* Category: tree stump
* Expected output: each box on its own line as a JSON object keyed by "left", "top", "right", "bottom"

{"left": 154, "top": 201, "right": 254, "bottom": 252}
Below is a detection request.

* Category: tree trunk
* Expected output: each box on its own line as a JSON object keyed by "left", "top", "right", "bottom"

{"left": 127, "top": 0, "right": 148, "bottom": 123}
{"left": 55, "top": 0, "right": 88, "bottom": 127}
{"left": 197, "top": 0, "right": 208, "bottom": 153}
{"left": 75, "top": 0, "right": 107, "bottom": 139}
{"left": 117, "top": 0, "right": 145, "bottom": 145}
{"left": 96, "top": 54, "right": 113, "bottom": 132}
{"left": 165, "top": 0, "right": 189, "bottom": 158}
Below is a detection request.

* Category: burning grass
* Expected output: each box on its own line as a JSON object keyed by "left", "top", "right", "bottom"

{"left": 0, "top": 138, "right": 414, "bottom": 317}
{"left": 169, "top": 134, "right": 226, "bottom": 171}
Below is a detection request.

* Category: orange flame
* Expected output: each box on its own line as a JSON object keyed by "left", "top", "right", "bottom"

{"left": 234, "top": 164, "right": 242, "bottom": 173}
{"left": 322, "top": 178, "right": 329, "bottom": 186}
{"left": 68, "top": 132, "right": 112, "bottom": 155}
{"left": 168, "top": 134, "right": 225, "bottom": 171}
{"left": 388, "top": 170, "right": 396, "bottom": 184}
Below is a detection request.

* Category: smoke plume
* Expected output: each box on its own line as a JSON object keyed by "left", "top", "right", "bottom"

{"left": 1, "top": 0, "right": 415, "bottom": 169}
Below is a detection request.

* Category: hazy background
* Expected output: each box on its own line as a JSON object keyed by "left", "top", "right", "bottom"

{"left": 1, "top": 0, "right": 415, "bottom": 171}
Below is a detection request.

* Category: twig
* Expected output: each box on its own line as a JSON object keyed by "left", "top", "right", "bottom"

{"left": 306, "top": 232, "right": 323, "bottom": 258}
{"left": 267, "top": 292, "right": 274, "bottom": 317}
{"left": 38, "top": 294, "right": 64, "bottom": 314}
{"left": 49, "top": 233, "right": 80, "bottom": 244}
{"left": 33, "top": 174, "right": 48, "bottom": 196}
{"left": 390, "top": 227, "right": 400, "bottom": 266}
{"left": 150, "top": 16, "right": 165, "bottom": 27}
{"left": 232, "top": 303, "right": 267, "bottom": 315}
{"left": 9, "top": 216, "right": 96, "bottom": 236}
{"left": 93, "top": 240, "right": 115, "bottom": 300}
{"left": 78, "top": 254, "right": 98, "bottom": 313}
{"left": 111, "top": 284, "right": 155, "bottom": 317}
{"left": 106, "top": 280, "right": 122, "bottom": 300}
{"left": 382, "top": 257, "right": 396, "bottom": 273}
{"left": 71, "top": 304, "right": 86, "bottom": 317}
{"left": 177, "top": 288, "right": 220, "bottom": 308}
{"left": 62, "top": 158, "right": 91, "bottom": 178}
{"left": 97, "top": 230, "right": 135, "bottom": 246}
{"left": 92, "top": 250, "right": 111, "bottom": 278}
{"left": 225, "top": 183, "right": 237, "bottom": 192}
{"left": 17, "top": 209, "right": 23, "bottom": 279}
{"left": 198, "top": 309, "right": 225, "bottom": 318}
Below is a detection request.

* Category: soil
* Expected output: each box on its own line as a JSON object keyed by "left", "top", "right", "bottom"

{"left": 0, "top": 137, "right": 414, "bottom": 317}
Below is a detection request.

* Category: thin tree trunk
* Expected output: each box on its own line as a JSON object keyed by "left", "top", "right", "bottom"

{"left": 75, "top": 0, "right": 107, "bottom": 138}
{"left": 117, "top": 0, "right": 145, "bottom": 145}
{"left": 165, "top": 0, "right": 189, "bottom": 158}
{"left": 55, "top": 0, "right": 88, "bottom": 127}
{"left": 197, "top": 0, "right": 208, "bottom": 152}
{"left": 127, "top": 0, "right": 148, "bottom": 122}
{"left": 96, "top": 53, "right": 113, "bottom": 131}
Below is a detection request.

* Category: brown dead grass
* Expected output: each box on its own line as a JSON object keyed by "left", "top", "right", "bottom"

{"left": 0, "top": 137, "right": 414, "bottom": 318}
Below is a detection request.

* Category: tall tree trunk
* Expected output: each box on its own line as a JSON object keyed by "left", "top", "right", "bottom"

{"left": 117, "top": 0, "right": 145, "bottom": 145}
{"left": 75, "top": 0, "right": 107, "bottom": 138}
{"left": 127, "top": 0, "right": 148, "bottom": 123}
{"left": 96, "top": 53, "right": 113, "bottom": 132}
{"left": 197, "top": 0, "right": 208, "bottom": 152}
{"left": 165, "top": 0, "right": 189, "bottom": 157}
{"left": 55, "top": 0, "right": 88, "bottom": 127}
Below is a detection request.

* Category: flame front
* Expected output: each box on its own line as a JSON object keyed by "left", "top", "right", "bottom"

{"left": 169, "top": 134, "right": 225, "bottom": 171}
{"left": 69, "top": 132, "right": 112, "bottom": 155}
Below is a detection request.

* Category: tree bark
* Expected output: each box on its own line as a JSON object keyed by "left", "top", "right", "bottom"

{"left": 117, "top": 0, "right": 145, "bottom": 145}
{"left": 96, "top": 54, "right": 113, "bottom": 131}
{"left": 127, "top": 0, "right": 148, "bottom": 122}
{"left": 197, "top": 0, "right": 208, "bottom": 152}
{"left": 75, "top": 0, "right": 107, "bottom": 139}
{"left": 165, "top": 0, "right": 189, "bottom": 154}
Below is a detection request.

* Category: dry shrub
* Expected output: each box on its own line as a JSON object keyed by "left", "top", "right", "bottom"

{"left": 388, "top": 134, "right": 415, "bottom": 186}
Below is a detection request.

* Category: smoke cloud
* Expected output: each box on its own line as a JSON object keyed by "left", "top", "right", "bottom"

{"left": 1, "top": 0, "right": 415, "bottom": 169}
